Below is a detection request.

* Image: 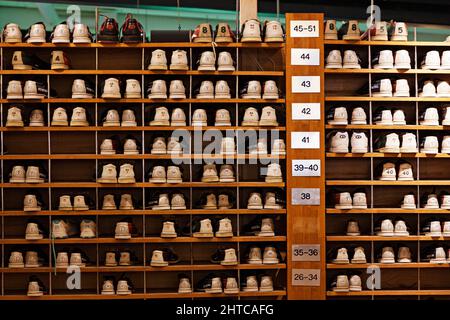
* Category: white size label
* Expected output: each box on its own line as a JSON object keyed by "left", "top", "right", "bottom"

{"left": 291, "top": 188, "right": 320, "bottom": 205}
{"left": 292, "top": 76, "right": 321, "bottom": 93}
{"left": 292, "top": 269, "right": 321, "bottom": 286}
{"left": 291, "top": 48, "right": 320, "bottom": 65}
{"left": 292, "top": 244, "right": 321, "bottom": 262}
{"left": 290, "top": 20, "right": 319, "bottom": 38}
{"left": 291, "top": 132, "right": 320, "bottom": 149}
{"left": 292, "top": 103, "right": 321, "bottom": 120}
{"left": 292, "top": 160, "right": 321, "bottom": 177}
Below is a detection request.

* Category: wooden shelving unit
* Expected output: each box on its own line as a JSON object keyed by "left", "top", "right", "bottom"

{"left": 325, "top": 27, "right": 450, "bottom": 300}
{"left": 0, "top": 31, "right": 287, "bottom": 299}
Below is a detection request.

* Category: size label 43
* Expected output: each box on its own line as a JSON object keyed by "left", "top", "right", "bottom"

{"left": 290, "top": 20, "right": 319, "bottom": 37}
{"left": 291, "top": 48, "right": 320, "bottom": 65}
{"left": 292, "top": 160, "right": 321, "bottom": 177}
{"left": 292, "top": 269, "right": 321, "bottom": 286}
{"left": 291, "top": 188, "right": 320, "bottom": 205}
{"left": 291, "top": 132, "right": 320, "bottom": 149}
{"left": 292, "top": 76, "right": 321, "bottom": 93}
{"left": 292, "top": 244, "right": 321, "bottom": 262}
{"left": 292, "top": 103, "right": 321, "bottom": 120}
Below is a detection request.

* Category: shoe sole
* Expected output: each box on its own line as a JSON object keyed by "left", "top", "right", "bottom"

{"left": 13, "top": 65, "right": 32, "bottom": 70}
{"left": 215, "top": 232, "right": 233, "bottom": 237}
{"left": 6, "top": 121, "right": 24, "bottom": 127}
{"left": 72, "top": 94, "right": 94, "bottom": 99}
{"left": 221, "top": 261, "right": 238, "bottom": 266}
{"left": 170, "top": 65, "right": 189, "bottom": 70}
{"left": 201, "top": 177, "right": 219, "bottom": 182}
{"left": 118, "top": 178, "right": 136, "bottom": 184}
{"left": 51, "top": 64, "right": 69, "bottom": 70}
{"left": 160, "top": 234, "right": 177, "bottom": 238}
{"left": 193, "top": 233, "right": 214, "bottom": 238}
{"left": 97, "top": 179, "right": 118, "bottom": 183}
{"left": 151, "top": 262, "right": 169, "bottom": 267}
{"left": 148, "top": 66, "right": 168, "bottom": 70}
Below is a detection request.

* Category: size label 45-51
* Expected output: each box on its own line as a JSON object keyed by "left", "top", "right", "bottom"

{"left": 290, "top": 20, "right": 319, "bottom": 37}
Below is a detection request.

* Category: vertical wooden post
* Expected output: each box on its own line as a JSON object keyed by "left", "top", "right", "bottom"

{"left": 285, "top": 13, "right": 326, "bottom": 299}
{"left": 239, "top": 0, "right": 258, "bottom": 26}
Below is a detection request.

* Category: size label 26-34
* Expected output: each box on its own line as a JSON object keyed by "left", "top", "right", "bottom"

{"left": 290, "top": 20, "right": 319, "bottom": 37}
{"left": 292, "top": 269, "right": 320, "bottom": 286}
{"left": 292, "top": 76, "right": 321, "bottom": 93}
{"left": 292, "top": 244, "right": 321, "bottom": 262}
{"left": 292, "top": 103, "right": 321, "bottom": 120}
{"left": 292, "top": 160, "right": 321, "bottom": 177}
{"left": 291, "top": 48, "right": 320, "bottom": 66}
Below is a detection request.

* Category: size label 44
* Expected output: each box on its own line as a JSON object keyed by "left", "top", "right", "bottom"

{"left": 290, "top": 20, "right": 319, "bottom": 37}
{"left": 291, "top": 48, "right": 320, "bottom": 65}
{"left": 292, "top": 269, "right": 321, "bottom": 286}
{"left": 292, "top": 244, "right": 321, "bottom": 262}
{"left": 292, "top": 160, "right": 321, "bottom": 177}
{"left": 292, "top": 76, "right": 321, "bottom": 93}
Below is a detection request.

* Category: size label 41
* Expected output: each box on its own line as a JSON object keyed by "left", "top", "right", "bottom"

{"left": 292, "top": 244, "right": 321, "bottom": 262}
{"left": 292, "top": 269, "right": 321, "bottom": 286}
{"left": 292, "top": 76, "right": 321, "bottom": 93}
{"left": 291, "top": 48, "right": 320, "bottom": 66}
{"left": 291, "top": 132, "right": 320, "bottom": 149}
{"left": 292, "top": 160, "right": 321, "bottom": 177}
{"left": 292, "top": 103, "right": 321, "bottom": 120}
{"left": 290, "top": 20, "right": 319, "bottom": 38}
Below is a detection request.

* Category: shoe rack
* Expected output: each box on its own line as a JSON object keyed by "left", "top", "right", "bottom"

{"left": 325, "top": 28, "right": 450, "bottom": 299}
{"left": 0, "top": 35, "right": 288, "bottom": 298}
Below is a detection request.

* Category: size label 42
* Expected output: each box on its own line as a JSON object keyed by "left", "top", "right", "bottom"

{"left": 292, "top": 269, "right": 321, "bottom": 286}
{"left": 290, "top": 20, "right": 319, "bottom": 37}
{"left": 292, "top": 103, "right": 321, "bottom": 120}
{"left": 291, "top": 48, "right": 320, "bottom": 66}
{"left": 292, "top": 160, "right": 321, "bottom": 177}
{"left": 292, "top": 244, "right": 321, "bottom": 262}
{"left": 292, "top": 76, "right": 321, "bottom": 93}
{"left": 291, "top": 132, "right": 320, "bottom": 149}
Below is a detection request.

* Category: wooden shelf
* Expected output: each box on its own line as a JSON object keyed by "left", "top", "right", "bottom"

{"left": 0, "top": 154, "right": 286, "bottom": 160}
{"left": 326, "top": 208, "right": 450, "bottom": 214}
{"left": 0, "top": 290, "right": 287, "bottom": 300}
{"left": 326, "top": 290, "right": 450, "bottom": 297}
{"left": 324, "top": 40, "right": 450, "bottom": 46}
{"left": 2, "top": 264, "right": 286, "bottom": 273}
{"left": 325, "top": 68, "right": 450, "bottom": 75}
{"left": 1, "top": 126, "right": 286, "bottom": 132}
{"left": 325, "top": 124, "right": 447, "bottom": 130}
{"left": 0, "top": 182, "right": 285, "bottom": 188}
{"left": 326, "top": 235, "right": 450, "bottom": 241}
{"left": 1, "top": 209, "right": 286, "bottom": 216}
{"left": 1, "top": 236, "right": 286, "bottom": 244}
{"left": 0, "top": 98, "right": 286, "bottom": 104}
{"left": 325, "top": 96, "right": 450, "bottom": 102}
{"left": 326, "top": 180, "right": 450, "bottom": 186}
{"left": 0, "top": 70, "right": 284, "bottom": 76}
{"left": 327, "top": 263, "right": 450, "bottom": 269}
{"left": 327, "top": 152, "right": 450, "bottom": 158}
{"left": 0, "top": 42, "right": 285, "bottom": 48}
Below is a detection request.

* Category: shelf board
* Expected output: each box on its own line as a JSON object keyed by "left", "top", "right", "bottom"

{"left": 0, "top": 70, "right": 284, "bottom": 76}
{"left": 0, "top": 98, "right": 286, "bottom": 104}
{"left": 325, "top": 96, "right": 450, "bottom": 102}
{"left": 326, "top": 208, "right": 450, "bottom": 214}
{"left": 325, "top": 124, "right": 447, "bottom": 130}
{"left": 0, "top": 154, "right": 286, "bottom": 160}
{"left": 1, "top": 126, "right": 286, "bottom": 132}
{"left": 326, "top": 290, "right": 448, "bottom": 297}
{"left": 1, "top": 236, "right": 286, "bottom": 245}
{"left": 0, "top": 182, "right": 285, "bottom": 188}
{"left": 2, "top": 264, "right": 286, "bottom": 273}
{"left": 327, "top": 263, "right": 450, "bottom": 269}
{"left": 327, "top": 152, "right": 450, "bottom": 158}
{"left": 325, "top": 68, "right": 450, "bottom": 74}
{"left": 326, "top": 235, "right": 450, "bottom": 241}
{"left": 1, "top": 209, "right": 286, "bottom": 216}
{"left": 324, "top": 40, "right": 449, "bottom": 46}
{"left": 0, "top": 42, "right": 285, "bottom": 48}
{"left": 326, "top": 180, "right": 450, "bottom": 186}
{"left": 0, "top": 290, "right": 287, "bottom": 300}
